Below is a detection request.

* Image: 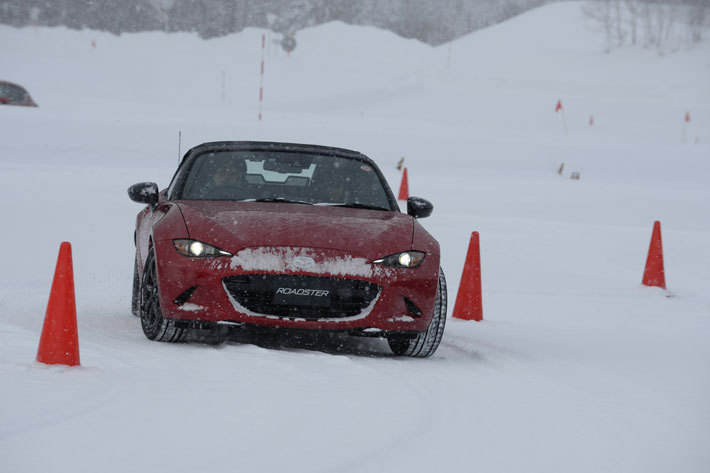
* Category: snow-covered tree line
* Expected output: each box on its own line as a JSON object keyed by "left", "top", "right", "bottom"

{"left": 0, "top": 0, "right": 549, "bottom": 45}
{"left": 583, "top": 0, "right": 709, "bottom": 52}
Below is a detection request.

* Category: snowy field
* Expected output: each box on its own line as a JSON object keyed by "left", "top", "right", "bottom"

{"left": 1, "top": 2, "right": 709, "bottom": 472}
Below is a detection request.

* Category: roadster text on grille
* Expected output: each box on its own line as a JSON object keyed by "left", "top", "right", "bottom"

{"left": 275, "top": 288, "right": 330, "bottom": 297}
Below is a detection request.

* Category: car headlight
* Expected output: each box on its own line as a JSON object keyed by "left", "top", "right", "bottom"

{"left": 173, "top": 239, "right": 232, "bottom": 257}
{"left": 372, "top": 251, "right": 425, "bottom": 268}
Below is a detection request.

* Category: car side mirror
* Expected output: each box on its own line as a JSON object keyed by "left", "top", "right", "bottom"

{"left": 128, "top": 182, "right": 159, "bottom": 205}
{"left": 407, "top": 196, "right": 433, "bottom": 219}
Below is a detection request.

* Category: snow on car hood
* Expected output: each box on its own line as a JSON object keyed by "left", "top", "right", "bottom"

{"left": 176, "top": 201, "right": 414, "bottom": 260}
{"left": 228, "top": 246, "right": 374, "bottom": 277}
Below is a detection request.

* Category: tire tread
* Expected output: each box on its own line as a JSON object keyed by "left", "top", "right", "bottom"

{"left": 388, "top": 268, "right": 447, "bottom": 358}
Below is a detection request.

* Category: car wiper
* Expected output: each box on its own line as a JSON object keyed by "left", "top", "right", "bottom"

{"left": 328, "top": 202, "right": 390, "bottom": 211}
{"left": 252, "top": 198, "right": 314, "bottom": 205}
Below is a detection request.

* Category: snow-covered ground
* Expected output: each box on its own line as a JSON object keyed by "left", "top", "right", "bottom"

{"left": 1, "top": 2, "right": 709, "bottom": 472}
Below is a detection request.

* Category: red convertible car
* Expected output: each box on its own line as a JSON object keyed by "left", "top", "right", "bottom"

{"left": 128, "top": 141, "right": 446, "bottom": 357}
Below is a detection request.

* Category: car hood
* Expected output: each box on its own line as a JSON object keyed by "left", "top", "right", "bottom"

{"left": 177, "top": 201, "right": 414, "bottom": 260}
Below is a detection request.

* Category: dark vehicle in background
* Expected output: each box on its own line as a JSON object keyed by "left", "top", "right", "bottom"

{"left": 0, "top": 81, "right": 38, "bottom": 107}
{"left": 128, "top": 141, "right": 447, "bottom": 357}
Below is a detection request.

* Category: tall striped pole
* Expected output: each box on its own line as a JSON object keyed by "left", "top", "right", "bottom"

{"left": 555, "top": 100, "right": 567, "bottom": 136}
{"left": 258, "top": 33, "right": 265, "bottom": 121}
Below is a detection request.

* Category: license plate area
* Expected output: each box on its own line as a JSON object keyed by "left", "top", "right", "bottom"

{"left": 272, "top": 283, "right": 331, "bottom": 307}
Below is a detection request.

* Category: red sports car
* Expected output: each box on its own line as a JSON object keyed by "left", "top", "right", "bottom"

{"left": 128, "top": 141, "right": 446, "bottom": 357}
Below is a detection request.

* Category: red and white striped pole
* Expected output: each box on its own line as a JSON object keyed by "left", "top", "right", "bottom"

{"left": 555, "top": 99, "right": 567, "bottom": 135}
{"left": 258, "top": 33, "right": 265, "bottom": 121}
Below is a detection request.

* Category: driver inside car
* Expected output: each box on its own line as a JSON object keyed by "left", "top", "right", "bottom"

{"left": 312, "top": 161, "right": 382, "bottom": 205}
{"left": 199, "top": 158, "right": 248, "bottom": 199}
{"left": 310, "top": 161, "right": 354, "bottom": 203}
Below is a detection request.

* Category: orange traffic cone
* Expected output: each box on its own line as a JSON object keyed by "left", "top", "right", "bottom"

{"left": 453, "top": 232, "right": 483, "bottom": 321}
{"left": 642, "top": 221, "right": 665, "bottom": 289}
{"left": 37, "top": 242, "right": 80, "bottom": 366}
{"left": 398, "top": 167, "right": 409, "bottom": 201}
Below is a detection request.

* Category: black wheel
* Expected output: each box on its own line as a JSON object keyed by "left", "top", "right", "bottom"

{"left": 387, "top": 268, "right": 447, "bottom": 358}
{"left": 140, "top": 249, "right": 188, "bottom": 343}
{"left": 131, "top": 253, "right": 140, "bottom": 317}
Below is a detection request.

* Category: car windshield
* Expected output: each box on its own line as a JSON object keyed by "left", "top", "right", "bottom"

{"left": 174, "top": 150, "right": 394, "bottom": 210}
{"left": 0, "top": 83, "right": 28, "bottom": 102}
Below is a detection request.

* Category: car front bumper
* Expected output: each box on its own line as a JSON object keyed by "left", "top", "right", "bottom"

{"left": 153, "top": 241, "right": 440, "bottom": 333}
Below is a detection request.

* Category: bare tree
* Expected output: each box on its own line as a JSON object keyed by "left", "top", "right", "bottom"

{"left": 686, "top": 0, "right": 709, "bottom": 41}
{"left": 624, "top": 0, "right": 639, "bottom": 44}
{"left": 583, "top": 0, "right": 616, "bottom": 51}
{"left": 584, "top": 0, "right": 708, "bottom": 52}
{"left": 147, "top": 0, "right": 175, "bottom": 32}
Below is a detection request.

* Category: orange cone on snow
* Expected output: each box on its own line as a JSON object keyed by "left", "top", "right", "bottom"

{"left": 398, "top": 167, "right": 409, "bottom": 201}
{"left": 642, "top": 221, "right": 666, "bottom": 289}
{"left": 37, "top": 242, "right": 80, "bottom": 366}
{"left": 453, "top": 232, "right": 483, "bottom": 321}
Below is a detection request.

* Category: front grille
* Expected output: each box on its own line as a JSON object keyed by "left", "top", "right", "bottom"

{"left": 223, "top": 274, "right": 380, "bottom": 319}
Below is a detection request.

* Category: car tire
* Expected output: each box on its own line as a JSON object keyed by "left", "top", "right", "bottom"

{"left": 387, "top": 267, "right": 447, "bottom": 358}
{"left": 140, "top": 249, "right": 188, "bottom": 343}
{"left": 131, "top": 253, "right": 140, "bottom": 317}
